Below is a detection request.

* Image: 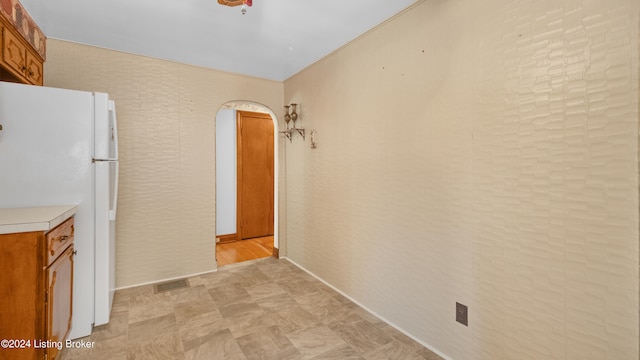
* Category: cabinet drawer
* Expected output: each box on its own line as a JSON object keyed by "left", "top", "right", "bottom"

{"left": 46, "top": 217, "right": 74, "bottom": 265}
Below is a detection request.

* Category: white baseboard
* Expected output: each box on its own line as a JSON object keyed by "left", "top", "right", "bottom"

{"left": 282, "top": 257, "right": 453, "bottom": 360}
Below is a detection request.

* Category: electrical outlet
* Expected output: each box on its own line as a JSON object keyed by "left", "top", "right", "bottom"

{"left": 456, "top": 302, "right": 468, "bottom": 326}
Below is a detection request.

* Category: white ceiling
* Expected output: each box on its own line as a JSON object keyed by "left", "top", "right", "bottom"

{"left": 19, "top": 0, "right": 419, "bottom": 81}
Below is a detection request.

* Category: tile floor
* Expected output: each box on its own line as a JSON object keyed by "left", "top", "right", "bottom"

{"left": 61, "top": 257, "right": 443, "bottom": 360}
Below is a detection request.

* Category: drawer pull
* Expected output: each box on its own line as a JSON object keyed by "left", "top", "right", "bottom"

{"left": 59, "top": 235, "right": 70, "bottom": 242}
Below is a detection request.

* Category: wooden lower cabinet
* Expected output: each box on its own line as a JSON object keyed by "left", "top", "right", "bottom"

{"left": 0, "top": 217, "right": 74, "bottom": 360}
{"left": 45, "top": 245, "right": 74, "bottom": 360}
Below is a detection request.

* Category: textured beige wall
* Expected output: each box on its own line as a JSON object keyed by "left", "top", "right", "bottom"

{"left": 44, "top": 39, "right": 284, "bottom": 287}
{"left": 284, "top": 1, "right": 639, "bottom": 359}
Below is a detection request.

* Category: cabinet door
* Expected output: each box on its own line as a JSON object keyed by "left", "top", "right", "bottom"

{"left": 46, "top": 245, "right": 74, "bottom": 360}
{"left": 25, "top": 51, "right": 43, "bottom": 85}
{"left": 0, "top": 231, "right": 43, "bottom": 360}
{"left": 2, "top": 27, "right": 27, "bottom": 81}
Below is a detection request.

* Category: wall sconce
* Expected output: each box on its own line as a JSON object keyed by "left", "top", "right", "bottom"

{"left": 284, "top": 105, "right": 291, "bottom": 129}
{"left": 280, "top": 103, "right": 305, "bottom": 142}
{"left": 310, "top": 130, "right": 317, "bottom": 149}
{"left": 290, "top": 104, "right": 298, "bottom": 126}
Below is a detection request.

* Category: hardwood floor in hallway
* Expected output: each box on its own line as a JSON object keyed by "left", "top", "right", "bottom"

{"left": 216, "top": 236, "right": 274, "bottom": 267}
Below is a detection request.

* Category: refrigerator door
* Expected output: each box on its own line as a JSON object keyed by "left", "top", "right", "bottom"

{"left": 94, "top": 95, "right": 118, "bottom": 161}
{"left": 93, "top": 160, "right": 117, "bottom": 326}
{"left": 0, "top": 82, "right": 96, "bottom": 339}
{"left": 108, "top": 100, "right": 119, "bottom": 221}
{"left": 109, "top": 100, "right": 119, "bottom": 161}
{"left": 94, "top": 94, "right": 118, "bottom": 327}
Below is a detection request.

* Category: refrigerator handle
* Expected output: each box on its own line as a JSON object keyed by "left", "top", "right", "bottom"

{"left": 109, "top": 100, "right": 119, "bottom": 160}
{"left": 109, "top": 161, "right": 119, "bottom": 221}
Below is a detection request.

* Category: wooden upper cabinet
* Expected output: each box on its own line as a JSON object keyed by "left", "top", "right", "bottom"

{"left": 0, "top": 15, "right": 44, "bottom": 86}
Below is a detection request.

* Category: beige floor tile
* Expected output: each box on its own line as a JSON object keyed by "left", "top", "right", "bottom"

{"left": 90, "top": 308, "right": 129, "bottom": 341}
{"left": 364, "top": 339, "right": 426, "bottom": 360}
{"left": 224, "top": 306, "right": 278, "bottom": 339}
{"left": 186, "top": 275, "right": 206, "bottom": 287}
{"left": 116, "top": 284, "right": 154, "bottom": 302}
{"left": 128, "top": 292, "right": 174, "bottom": 324}
{"left": 277, "top": 276, "right": 324, "bottom": 297}
{"left": 173, "top": 298, "right": 218, "bottom": 322}
{"left": 272, "top": 306, "right": 320, "bottom": 334}
{"left": 235, "top": 325, "right": 301, "bottom": 360}
{"left": 300, "top": 296, "right": 358, "bottom": 327}
{"left": 199, "top": 270, "right": 238, "bottom": 289}
{"left": 294, "top": 287, "right": 336, "bottom": 308}
{"left": 286, "top": 325, "right": 349, "bottom": 358}
{"left": 170, "top": 284, "right": 214, "bottom": 305}
{"left": 413, "top": 346, "right": 446, "bottom": 360}
{"left": 127, "top": 332, "right": 185, "bottom": 360}
{"left": 112, "top": 292, "right": 132, "bottom": 311}
{"left": 177, "top": 310, "right": 227, "bottom": 342}
{"left": 308, "top": 344, "right": 365, "bottom": 360}
{"left": 217, "top": 296, "right": 263, "bottom": 319}
{"left": 234, "top": 267, "right": 274, "bottom": 288}
{"left": 128, "top": 314, "right": 178, "bottom": 345}
{"left": 209, "top": 282, "right": 252, "bottom": 306}
{"left": 329, "top": 318, "right": 393, "bottom": 354}
{"left": 389, "top": 331, "right": 433, "bottom": 352}
{"left": 183, "top": 329, "right": 246, "bottom": 360}
{"left": 245, "top": 282, "right": 287, "bottom": 300}
{"left": 60, "top": 258, "right": 440, "bottom": 360}
{"left": 255, "top": 292, "right": 300, "bottom": 312}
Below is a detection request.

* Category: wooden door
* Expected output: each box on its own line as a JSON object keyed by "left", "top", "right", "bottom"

{"left": 237, "top": 111, "right": 274, "bottom": 240}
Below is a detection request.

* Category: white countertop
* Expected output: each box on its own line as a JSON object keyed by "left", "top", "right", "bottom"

{"left": 0, "top": 205, "right": 78, "bottom": 235}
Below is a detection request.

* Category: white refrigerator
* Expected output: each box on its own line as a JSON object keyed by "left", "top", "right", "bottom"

{"left": 0, "top": 81, "right": 118, "bottom": 339}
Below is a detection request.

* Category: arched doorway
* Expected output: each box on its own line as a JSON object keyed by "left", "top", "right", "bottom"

{"left": 214, "top": 101, "right": 280, "bottom": 267}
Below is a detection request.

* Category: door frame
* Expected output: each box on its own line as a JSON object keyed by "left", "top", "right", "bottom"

{"left": 214, "top": 101, "right": 280, "bottom": 261}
